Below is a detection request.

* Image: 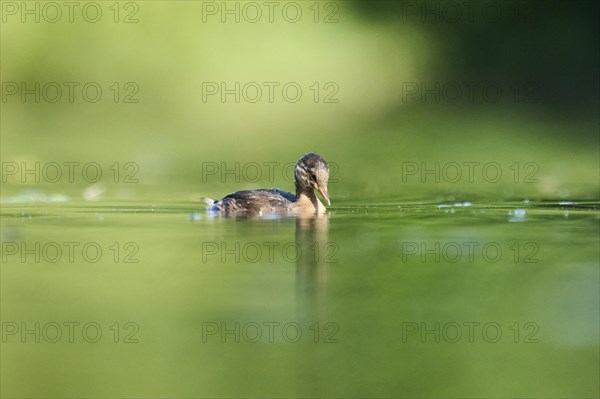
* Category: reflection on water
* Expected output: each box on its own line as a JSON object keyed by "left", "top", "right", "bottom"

{"left": 295, "top": 215, "right": 330, "bottom": 317}
{"left": 0, "top": 200, "right": 598, "bottom": 398}
{"left": 294, "top": 215, "right": 332, "bottom": 396}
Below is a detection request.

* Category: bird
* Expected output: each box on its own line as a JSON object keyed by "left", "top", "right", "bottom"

{"left": 206, "top": 153, "right": 330, "bottom": 216}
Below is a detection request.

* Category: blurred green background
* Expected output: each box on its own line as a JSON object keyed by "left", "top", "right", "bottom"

{"left": 1, "top": 1, "right": 599, "bottom": 398}
{"left": 1, "top": 0, "right": 598, "bottom": 201}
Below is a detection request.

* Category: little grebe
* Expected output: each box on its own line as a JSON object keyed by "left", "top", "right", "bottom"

{"left": 208, "top": 153, "right": 330, "bottom": 215}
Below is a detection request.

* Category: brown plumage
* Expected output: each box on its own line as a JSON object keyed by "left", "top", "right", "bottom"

{"left": 208, "top": 153, "right": 330, "bottom": 216}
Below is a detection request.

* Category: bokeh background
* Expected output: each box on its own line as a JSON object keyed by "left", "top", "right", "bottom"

{"left": 2, "top": 0, "right": 598, "bottom": 202}
{"left": 1, "top": 1, "right": 599, "bottom": 398}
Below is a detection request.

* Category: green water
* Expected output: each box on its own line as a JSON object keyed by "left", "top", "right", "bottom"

{"left": 1, "top": 199, "right": 598, "bottom": 398}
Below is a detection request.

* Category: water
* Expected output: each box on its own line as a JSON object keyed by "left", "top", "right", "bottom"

{"left": 1, "top": 199, "right": 598, "bottom": 398}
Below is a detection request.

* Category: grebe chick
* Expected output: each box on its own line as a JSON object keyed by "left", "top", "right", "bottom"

{"left": 208, "top": 153, "right": 330, "bottom": 216}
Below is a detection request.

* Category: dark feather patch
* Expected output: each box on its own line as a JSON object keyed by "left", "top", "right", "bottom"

{"left": 212, "top": 189, "right": 295, "bottom": 214}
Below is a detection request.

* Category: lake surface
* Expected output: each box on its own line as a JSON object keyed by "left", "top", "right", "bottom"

{"left": 1, "top": 199, "right": 598, "bottom": 398}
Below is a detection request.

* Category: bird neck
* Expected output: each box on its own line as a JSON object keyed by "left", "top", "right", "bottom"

{"left": 296, "top": 184, "right": 324, "bottom": 212}
{"left": 295, "top": 182, "right": 314, "bottom": 200}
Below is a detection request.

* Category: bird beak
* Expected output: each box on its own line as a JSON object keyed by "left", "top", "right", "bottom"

{"left": 318, "top": 185, "right": 330, "bottom": 206}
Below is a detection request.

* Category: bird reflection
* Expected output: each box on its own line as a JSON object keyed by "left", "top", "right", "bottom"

{"left": 295, "top": 214, "right": 330, "bottom": 318}
{"left": 294, "top": 214, "right": 333, "bottom": 392}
